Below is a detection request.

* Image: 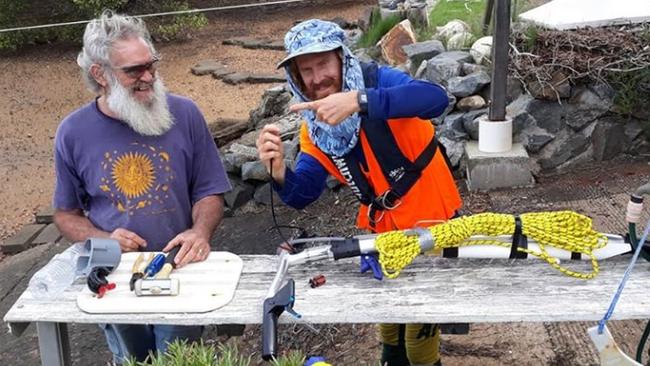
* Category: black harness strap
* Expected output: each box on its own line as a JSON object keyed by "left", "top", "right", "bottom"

{"left": 326, "top": 62, "right": 442, "bottom": 229}
{"left": 509, "top": 215, "right": 528, "bottom": 259}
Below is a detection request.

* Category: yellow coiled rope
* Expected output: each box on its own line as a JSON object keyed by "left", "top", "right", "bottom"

{"left": 374, "top": 211, "right": 608, "bottom": 279}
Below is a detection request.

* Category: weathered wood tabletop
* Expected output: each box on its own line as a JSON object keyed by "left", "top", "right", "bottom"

{"left": 5, "top": 254, "right": 650, "bottom": 332}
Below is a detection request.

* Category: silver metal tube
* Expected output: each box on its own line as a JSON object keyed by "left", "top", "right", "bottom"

{"left": 265, "top": 246, "right": 333, "bottom": 299}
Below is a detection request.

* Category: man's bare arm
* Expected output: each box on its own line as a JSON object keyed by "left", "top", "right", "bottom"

{"left": 53, "top": 209, "right": 146, "bottom": 252}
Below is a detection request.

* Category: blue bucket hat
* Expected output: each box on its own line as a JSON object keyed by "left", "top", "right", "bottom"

{"left": 277, "top": 19, "right": 346, "bottom": 69}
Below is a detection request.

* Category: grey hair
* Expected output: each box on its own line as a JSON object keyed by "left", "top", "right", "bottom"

{"left": 77, "top": 10, "right": 157, "bottom": 93}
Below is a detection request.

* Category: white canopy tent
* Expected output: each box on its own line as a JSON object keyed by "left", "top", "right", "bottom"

{"left": 519, "top": 0, "right": 650, "bottom": 30}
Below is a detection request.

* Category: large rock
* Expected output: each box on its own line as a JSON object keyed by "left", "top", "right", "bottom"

{"left": 462, "top": 108, "right": 488, "bottom": 140}
{"left": 518, "top": 126, "right": 554, "bottom": 154}
{"left": 224, "top": 178, "right": 255, "bottom": 210}
{"left": 526, "top": 99, "right": 566, "bottom": 134}
{"left": 470, "top": 36, "right": 492, "bottom": 65}
{"left": 283, "top": 136, "right": 300, "bottom": 160}
{"left": 446, "top": 31, "right": 474, "bottom": 51}
{"left": 241, "top": 160, "right": 270, "bottom": 182}
{"left": 435, "top": 51, "right": 474, "bottom": 64}
{"left": 402, "top": 40, "right": 445, "bottom": 71}
{"left": 222, "top": 143, "right": 259, "bottom": 174}
{"left": 590, "top": 117, "right": 626, "bottom": 161}
{"left": 378, "top": 19, "right": 417, "bottom": 66}
{"left": 564, "top": 86, "right": 613, "bottom": 131}
{"left": 537, "top": 129, "right": 590, "bottom": 170}
{"left": 461, "top": 63, "right": 488, "bottom": 76}
{"left": 456, "top": 95, "right": 486, "bottom": 111}
{"left": 438, "top": 136, "right": 465, "bottom": 168}
{"left": 438, "top": 112, "right": 468, "bottom": 140}
{"left": 250, "top": 85, "right": 292, "bottom": 128}
{"left": 447, "top": 71, "right": 491, "bottom": 97}
{"left": 435, "top": 20, "right": 470, "bottom": 41}
{"left": 222, "top": 73, "right": 285, "bottom": 85}
{"left": 506, "top": 94, "right": 537, "bottom": 135}
{"left": 420, "top": 57, "right": 462, "bottom": 85}
{"left": 253, "top": 182, "right": 286, "bottom": 206}
{"left": 191, "top": 60, "right": 228, "bottom": 76}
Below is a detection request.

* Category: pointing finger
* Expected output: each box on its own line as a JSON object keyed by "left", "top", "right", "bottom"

{"left": 290, "top": 102, "right": 316, "bottom": 112}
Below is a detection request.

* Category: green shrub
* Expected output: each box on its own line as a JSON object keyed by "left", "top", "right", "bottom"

{"left": 123, "top": 339, "right": 305, "bottom": 366}
{"left": 607, "top": 67, "right": 650, "bottom": 121}
{"left": 357, "top": 8, "right": 403, "bottom": 49}
{"left": 0, "top": 0, "right": 207, "bottom": 51}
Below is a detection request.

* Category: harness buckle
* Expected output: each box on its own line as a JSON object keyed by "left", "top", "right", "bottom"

{"left": 378, "top": 190, "right": 402, "bottom": 210}
{"left": 367, "top": 202, "right": 386, "bottom": 227}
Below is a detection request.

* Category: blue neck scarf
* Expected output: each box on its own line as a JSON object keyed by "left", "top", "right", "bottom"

{"left": 285, "top": 46, "right": 365, "bottom": 157}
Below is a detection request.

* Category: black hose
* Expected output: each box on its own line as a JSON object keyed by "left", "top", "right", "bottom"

{"left": 637, "top": 319, "right": 650, "bottom": 364}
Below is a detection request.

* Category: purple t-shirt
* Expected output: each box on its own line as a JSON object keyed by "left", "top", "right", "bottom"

{"left": 53, "top": 94, "right": 231, "bottom": 251}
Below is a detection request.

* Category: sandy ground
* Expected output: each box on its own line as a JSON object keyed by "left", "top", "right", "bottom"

{"left": 0, "top": 2, "right": 373, "bottom": 247}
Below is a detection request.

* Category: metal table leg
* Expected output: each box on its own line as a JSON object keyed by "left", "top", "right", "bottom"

{"left": 36, "top": 322, "right": 71, "bottom": 366}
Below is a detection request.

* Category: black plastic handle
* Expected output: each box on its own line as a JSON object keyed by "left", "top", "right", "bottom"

{"left": 262, "top": 279, "right": 295, "bottom": 361}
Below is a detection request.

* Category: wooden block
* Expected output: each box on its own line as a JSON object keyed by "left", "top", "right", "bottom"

{"left": 1, "top": 224, "right": 46, "bottom": 254}
{"left": 31, "top": 224, "right": 61, "bottom": 246}
{"left": 35, "top": 207, "right": 55, "bottom": 224}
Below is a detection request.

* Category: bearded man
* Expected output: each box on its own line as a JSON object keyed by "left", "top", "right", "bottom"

{"left": 52, "top": 11, "right": 230, "bottom": 364}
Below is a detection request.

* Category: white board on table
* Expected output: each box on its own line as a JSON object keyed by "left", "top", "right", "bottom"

{"left": 77, "top": 251, "right": 243, "bottom": 314}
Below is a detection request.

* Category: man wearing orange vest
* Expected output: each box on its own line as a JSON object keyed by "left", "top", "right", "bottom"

{"left": 256, "top": 19, "right": 462, "bottom": 366}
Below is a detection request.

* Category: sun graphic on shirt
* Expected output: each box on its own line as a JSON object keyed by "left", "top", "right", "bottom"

{"left": 111, "top": 152, "right": 155, "bottom": 199}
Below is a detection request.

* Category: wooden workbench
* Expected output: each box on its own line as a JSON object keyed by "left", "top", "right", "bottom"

{"left": 5, "top": 254, "right": 650, "bottom": 365}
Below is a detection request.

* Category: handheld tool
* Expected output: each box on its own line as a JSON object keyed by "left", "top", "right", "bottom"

{"left": 134, "top": 246, "right": 182, "bottom": 296}
{"left": 142, "top": 253, "right": 166, "bottom": 279}
{"left": 129, "top": 253, "right": 154, "bottom": 291}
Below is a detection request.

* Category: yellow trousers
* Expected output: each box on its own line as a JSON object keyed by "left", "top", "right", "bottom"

{"left": 379, "top": 323, "right": 440, "bottom": 366}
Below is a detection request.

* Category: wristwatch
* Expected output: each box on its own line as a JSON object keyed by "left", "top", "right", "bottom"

{"left": 357, "top": 89, "right": 368, "bottom": 114}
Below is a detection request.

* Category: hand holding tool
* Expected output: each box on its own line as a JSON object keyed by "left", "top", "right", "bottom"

{"left": 154, "top": 245, "right": 181, "bottom": 279}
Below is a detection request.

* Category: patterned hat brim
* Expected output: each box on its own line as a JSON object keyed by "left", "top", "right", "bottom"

{"left": 276, "top": 41, "right": 343, "bottom": 69}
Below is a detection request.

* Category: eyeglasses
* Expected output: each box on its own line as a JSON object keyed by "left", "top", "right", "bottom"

{"left": 116, "top": 56, "right": 160, "bottom": 79}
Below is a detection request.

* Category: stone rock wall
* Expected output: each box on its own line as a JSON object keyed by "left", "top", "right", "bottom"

{"left": 216, "top": 15, "right": 649, "bottom": 214}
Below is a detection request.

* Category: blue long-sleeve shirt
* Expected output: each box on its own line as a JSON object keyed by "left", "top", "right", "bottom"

{"left": 275, "top": 66, "right": 449, "bottom": 209}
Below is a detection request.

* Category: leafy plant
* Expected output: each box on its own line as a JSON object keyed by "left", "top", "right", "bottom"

{"left": 607, "top": 67, "right": 650, "bottom": 120}
{"left": 269, "top": 350, "right": 305, "bottom": 366}
{"left": 123, "top": 339, "right": 306, "bottom": 366}
{"left": 357, "top": 8, "right": 403, "bottom": 49}
{"left": 0, "top": 0, "right": 207, "bottom": 51}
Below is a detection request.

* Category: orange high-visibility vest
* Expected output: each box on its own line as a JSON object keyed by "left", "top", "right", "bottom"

{"left": 299, "top": 117, "right": 462, "bottom": 233}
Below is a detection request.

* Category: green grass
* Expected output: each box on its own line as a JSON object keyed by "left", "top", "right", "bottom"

{"left": 429, "top": 0, "right": 487, "bottom": 37}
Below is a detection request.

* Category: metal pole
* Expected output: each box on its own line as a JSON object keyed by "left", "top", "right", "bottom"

{"left": 482, "top": 0, "right": 495, "bottom": 36}
{"left": 488, "top": 0, "right": 511, "bottom": 121}
{"left": 36, "top": 322, "right": 71, "bottom": 366}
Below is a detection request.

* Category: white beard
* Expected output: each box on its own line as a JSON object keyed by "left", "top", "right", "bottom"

{"left": 106, "top": 76, "right": 174, "bottom": 136}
